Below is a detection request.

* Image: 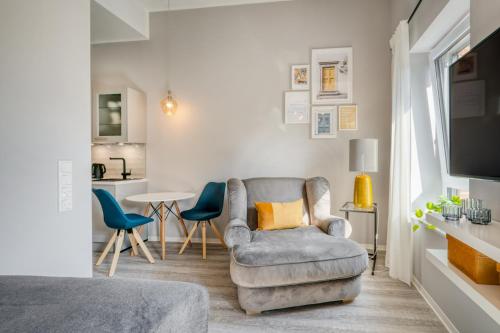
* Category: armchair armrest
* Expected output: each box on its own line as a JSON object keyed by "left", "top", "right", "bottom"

{"left": 316, "top": 216, "right": 352, "bottom": 238}
{"left": 224, "top": 218, "right": 251, "bottom": 249}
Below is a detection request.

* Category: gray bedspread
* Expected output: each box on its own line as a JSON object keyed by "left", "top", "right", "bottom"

{"left": 0, "top": 276, "right": 209, "bottom": 333}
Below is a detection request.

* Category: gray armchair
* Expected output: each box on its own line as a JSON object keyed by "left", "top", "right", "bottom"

{"left": 224, "top": 177, "right": 368, "bottom": 314}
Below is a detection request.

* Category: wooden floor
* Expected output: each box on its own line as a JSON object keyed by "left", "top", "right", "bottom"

{"left": 93, "top": 242, "right": 446, "bottom": 333}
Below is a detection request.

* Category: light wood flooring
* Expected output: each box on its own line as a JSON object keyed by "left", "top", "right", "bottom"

{"left": 93, "top": 242, "right": 446, "bottom": 333}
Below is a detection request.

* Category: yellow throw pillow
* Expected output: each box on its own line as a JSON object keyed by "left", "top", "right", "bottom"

{"left": 255, "top": 199, "right": 304, "bottom": 231}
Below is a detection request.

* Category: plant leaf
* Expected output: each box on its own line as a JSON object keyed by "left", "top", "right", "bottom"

{"left": 412, "top": 224, "right": 420, "bottom": 232}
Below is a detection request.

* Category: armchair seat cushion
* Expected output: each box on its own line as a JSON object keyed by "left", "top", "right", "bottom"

{"left": 230, "top": 226, "right": 368, "bottom": 288}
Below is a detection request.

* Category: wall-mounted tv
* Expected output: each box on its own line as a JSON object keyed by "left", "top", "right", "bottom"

{"left": 449, "top": 27, "right": 500, "bottom": 180}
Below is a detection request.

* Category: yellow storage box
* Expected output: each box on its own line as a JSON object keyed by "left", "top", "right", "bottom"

{"left": 446, "top": 234, "right": 499, "bottom": 285}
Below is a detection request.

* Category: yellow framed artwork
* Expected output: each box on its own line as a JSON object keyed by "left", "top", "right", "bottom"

{"left": 311, "top": 47, "right": 353, "bottom": 105}
{"left": 338, "top": 105, "right": 358, "bottom": 130}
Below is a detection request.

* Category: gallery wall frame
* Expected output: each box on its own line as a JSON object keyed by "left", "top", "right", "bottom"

{"left": 284, "top": 90, "right": 310, "bottom": 124}
{"left": 311, "top": 47, "right": 353, "bottom": 105}
{"left": 338, "top": 104, "right": 358, "bottom": 130}
{"left": 311, "top": 105, "right": 337, "bottom": 139}
{"left": 291, "top": 64, "right": 310, "bottom": 90}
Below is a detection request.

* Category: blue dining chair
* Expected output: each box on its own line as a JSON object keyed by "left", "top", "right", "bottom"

{"left": 178, "top": 182, "right": 227, "bottom": 259}
{"left": 92, "top": 189, "right": 155, "bottom": 277}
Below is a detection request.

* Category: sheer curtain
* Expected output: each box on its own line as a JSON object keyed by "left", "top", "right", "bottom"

{"left": 386, "top": 21, "right": 412, "bottom": 285}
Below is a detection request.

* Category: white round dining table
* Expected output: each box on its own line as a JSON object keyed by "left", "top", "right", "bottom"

{"left": 126, "top": 192, "right": 195, "bottom": 260}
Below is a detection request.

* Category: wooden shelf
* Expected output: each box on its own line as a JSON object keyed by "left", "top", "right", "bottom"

{"left": 426, "top": 249, "right": 500, "bottom": 325}
{"left": 425, "top": 212, "right": 500, "bottom": 263}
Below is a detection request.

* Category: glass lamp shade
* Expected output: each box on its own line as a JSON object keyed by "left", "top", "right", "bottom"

{"left": 160, "top": 91, "right": 177, "bottom": 116}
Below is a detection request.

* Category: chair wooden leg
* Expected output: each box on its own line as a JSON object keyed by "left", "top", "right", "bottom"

{"left": 160, "top": 202, "right": 166, "bottom": 260}
{"left": 96, "top": 231, "right": 117, "bottom": 266}
{"left": 208, "top": 220, "right": 227, "bottom": 249}
{"left": 174, "top": 201, "right": 192, "bottom": 247}
{"left": 127, "top": 230, "right": 139, "bottom": 257}
{"left": 132, "top": 204, "right": 150, "bottom": 256}
{"left": 130, "top": 225, "right": 142, "bottom": 256}
{"left": 109, "top": 230, "right": 125, "bottom": 277}
{"left": 179, "top": 222, "right": 199, "bottom": 255}
{"left": 132, "top": 228, "right": 155, "bottom": 263}
{"left": 202, "top": 221, "right": 207, "bottom": 260}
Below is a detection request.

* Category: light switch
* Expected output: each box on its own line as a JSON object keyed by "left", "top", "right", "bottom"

{"left": 58, "top": 160, "right": 72, "bottom": 212}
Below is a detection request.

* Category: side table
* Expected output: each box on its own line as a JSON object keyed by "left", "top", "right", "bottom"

{"left": 340, "top": 202, "right": 378, "bottom": 275}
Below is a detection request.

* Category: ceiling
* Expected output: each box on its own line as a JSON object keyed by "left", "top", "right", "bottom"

{"left": 139, "top": 0, "right": 293, "bottom": 12}
{"left": 91, "top": 0, "right": 148, "bottom": 44}
{"left": 91, "top": 0, "right": 293, "bottom": 44}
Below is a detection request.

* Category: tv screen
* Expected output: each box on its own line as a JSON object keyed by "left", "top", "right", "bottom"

{"left": 450, "top": 27, "right": 500, "bottom": 179}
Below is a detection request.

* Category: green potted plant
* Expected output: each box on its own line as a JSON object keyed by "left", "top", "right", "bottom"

{"left": 413, "top": 195, "right": 462, "bottom": 232}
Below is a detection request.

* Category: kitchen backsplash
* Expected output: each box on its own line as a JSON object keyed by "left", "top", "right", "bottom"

{"left": 92, "top": 144, "right": 146, "bottom": 179}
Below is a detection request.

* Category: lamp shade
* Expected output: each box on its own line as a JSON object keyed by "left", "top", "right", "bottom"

{"left": 349, "top": 139, "right": 378, "bottom": 173}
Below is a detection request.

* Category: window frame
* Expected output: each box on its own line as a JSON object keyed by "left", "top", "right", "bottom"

{"left": 428, "top": 15, "right": 470, "bottom": 192}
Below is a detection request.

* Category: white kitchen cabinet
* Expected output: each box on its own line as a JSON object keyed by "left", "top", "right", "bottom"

{"left": 92, "top": 88, "right": 146, "bottom": 143}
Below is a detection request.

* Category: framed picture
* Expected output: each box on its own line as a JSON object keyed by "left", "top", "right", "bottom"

{"left": 311, "top": 47, "right": 353, "bottom": 105}
{"left": 311, "top": 106, "right": 337, "bottom": 139}
{"left": 291, "top": 64, "right": 310, "bottom": 90}
{"left": 338, "top": 104, "right": 358, "bottom": 130}
{"left": 284, "top": 91, "right": 310, "bottom": 124}
{"left": 452, "top": 52, "right": 477, "bottom": 82}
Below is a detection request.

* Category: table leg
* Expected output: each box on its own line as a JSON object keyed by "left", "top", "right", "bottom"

{"left": 174, "top": 200, "right": 192, "bottom": 247}
{"left": 372, "top": 208, "right": 378, "bottom": 275}
{"left": 374, "top": 207, "right": 378, "bottom": 255}
{"left": 160, "top": 202, "right": 166, "bottom": 260}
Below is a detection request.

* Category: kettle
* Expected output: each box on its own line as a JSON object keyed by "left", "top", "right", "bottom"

{"left": 92, "top": 163, "right": 106, "bottom": 180}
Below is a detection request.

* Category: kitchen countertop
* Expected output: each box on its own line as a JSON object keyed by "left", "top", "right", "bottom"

{"left": 92, "top": 178, "right": 148, "bottom": 186}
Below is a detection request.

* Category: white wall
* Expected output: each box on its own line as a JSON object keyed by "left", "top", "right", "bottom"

{"left": 470, "top": 0, "right": 500, "bottom": 47}
{"left": 92, "top": 0, "right": 393, "bottom": 246}
{"left": 390, "top": 0, "right": 420, "bottom": 31}
{"left": 0, "top": 0, "right": 92, "bottom": 277}
{"left": 408, "top": 0, "right": 449, "bottom": 47}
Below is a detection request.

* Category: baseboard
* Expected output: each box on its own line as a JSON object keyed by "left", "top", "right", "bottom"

{"left": 93, "top": 238, "right": 383, "bottom": 247}
{"left": 412, "top": 276, "right": 459, "bottom": 333}
{"left": 94, "top": 236, "right": 221, "bottom": 245}
{"left": 148, "top": 235, "right": 221, "bottom": 244}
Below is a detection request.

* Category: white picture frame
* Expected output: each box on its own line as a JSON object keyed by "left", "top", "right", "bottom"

{"left": 291, "top": 64, "right": 310, "bottom": 90}
{"left": 311, "top": 106, "right": 337, "bottom": 139}
{"left": 284, "top": 91, "right": 310, "bottom": 124}
{"left": 452, "top": 52, "right": 477, "bottom": 82}
{"left": 338, "top": 104, "right": 358, "bottom": 130}
{"left": 311, "top": 47, "right": 353, "bottom": 105}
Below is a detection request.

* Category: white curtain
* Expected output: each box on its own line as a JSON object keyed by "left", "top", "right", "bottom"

{"left": 386, "top": 21, "right": 412, "bottom": 286}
